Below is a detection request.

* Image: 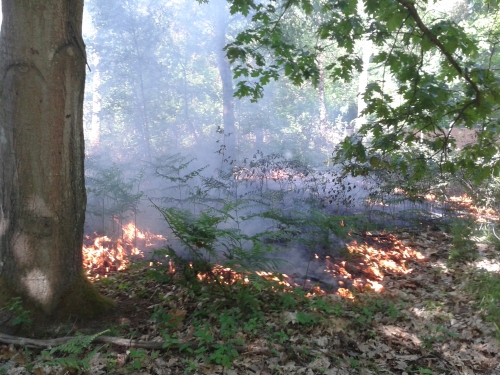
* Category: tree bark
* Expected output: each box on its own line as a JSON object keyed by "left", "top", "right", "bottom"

{"left": 0, "top": 0, "right": 112, "bottom": 322}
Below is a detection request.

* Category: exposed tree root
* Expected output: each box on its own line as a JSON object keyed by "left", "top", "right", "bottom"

{"left": 0, "top": 333, "right": 278, "bottom": 355}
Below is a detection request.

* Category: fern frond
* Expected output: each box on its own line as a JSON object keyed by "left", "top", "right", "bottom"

{"left": 50, "top": 330, "right": 109, "bottom": 356}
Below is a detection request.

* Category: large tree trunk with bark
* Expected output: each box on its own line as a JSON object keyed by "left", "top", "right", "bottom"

{"left": 0, "top": 0, "right": 112, "bottom": 323}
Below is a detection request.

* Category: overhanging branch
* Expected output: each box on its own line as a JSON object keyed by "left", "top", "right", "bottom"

{"left": 396, "top": 0, "right": 481, "bottom": 106}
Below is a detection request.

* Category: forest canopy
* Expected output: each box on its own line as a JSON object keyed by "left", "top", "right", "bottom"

{"left": 225, "top": 0, "right": 500, "bottom": 183}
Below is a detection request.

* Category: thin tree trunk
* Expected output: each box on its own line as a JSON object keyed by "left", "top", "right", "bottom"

{"left": 355, "top": 36, "right": 372, "bottom": 132}
{"left": 213, "top": 0, "right": 236, "bottom": 167}
{"left": 131, "top": 28, "right": 152, "bottom": 160}
{"left": 317, "top": 52, "right": 328, "bottom": 130}
{"left": 182, "top": 61, "right": 200, "bottom": 145}
{"left": 89, "top": 63, "right": 102, "bottom": 151}
{"left": 317, "top": 51, "right": 330, "bottom": 148}
{"left": 0, "top": 0, "right": 112, "bottom": 322}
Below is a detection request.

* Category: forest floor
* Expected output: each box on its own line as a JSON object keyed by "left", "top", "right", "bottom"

{"left": 0, "top": 222, "right": 500, "bottom": 374}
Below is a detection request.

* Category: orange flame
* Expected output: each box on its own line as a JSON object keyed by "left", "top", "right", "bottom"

{"left": 84, "top": 221, "right": 432, "bottom": 302}
{"left": 448, "top": 194, "right": 498, "bottom": 223}
{"left": 83, "top": 222, "right": 166, "bottom": 278}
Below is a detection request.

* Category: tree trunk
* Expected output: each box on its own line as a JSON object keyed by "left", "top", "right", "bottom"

{"left": 213, "top": 0, "right": 237, "bottom": 168}
{"left": 317, "top": 52, "right": 328, "bottom": 131}
{"left": 131, "top": 26, "right": 153, "bottom": 160}
{"left": 317, "top": 51, "right": 330, "bottom": 148}
{"left": 355, "top": 36, "right": 372, "bottom": 132}
{"left": 0, "top": 0, "right": 112, "bottom": 323}
{"left": 88, "top": 62, "right": 102, "bottom": 152}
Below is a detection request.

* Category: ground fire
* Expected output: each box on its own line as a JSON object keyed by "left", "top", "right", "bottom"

{"left": 83, "top": 222, "right": 166, "bottom": 278}
{"left": 82, "top": 194, "right": 493, "bottom": 298}
{"left": 82, "top": 223, "right": 429, "bottom": 300}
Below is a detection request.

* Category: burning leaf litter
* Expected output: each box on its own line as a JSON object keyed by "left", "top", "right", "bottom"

{"left": 83, "top": 222, "right": 166, "bottom": 278}
{"left": 82, "top": 224, "right": 429, "bottom": 300}
{"left": 428, "top": 194, "right": 499, "bottom": 223}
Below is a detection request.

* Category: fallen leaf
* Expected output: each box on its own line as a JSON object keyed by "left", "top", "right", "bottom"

{"left": 167, "top": 309, "right": 187, "bottom": 328}
{"left": 283, "top": 311, "right": 298, "bottom": 325}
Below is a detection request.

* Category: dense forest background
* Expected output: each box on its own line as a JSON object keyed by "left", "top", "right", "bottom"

{"left": 81, "top": 0, "right": 368, "bottom": 242}
{"left": 82, "top": 0, "right": 358, "bottom": 165}
{"left": 80, "top": 0, "right": 500, "bottom": 242}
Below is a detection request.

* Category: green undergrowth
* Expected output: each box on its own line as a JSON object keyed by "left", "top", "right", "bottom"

{"left": 447, "top": 217, "right": 479, "bottom": 262}
{"left": 445, "top": 215, "right": 500, "bottom": 332}
{"left": 100, "top": 262, "right": 400, "bottom": 371}
{"left": 2, "top": 245, "right": 499, "bottom": 374}
{"left": 0, "top": 297, "right": 33, "bottom": 331}
{"left": 0, "top": 265, "right": 355, "bottom": 373}
{"left": 467, "top": 271, "right": 500, "bottom": 337}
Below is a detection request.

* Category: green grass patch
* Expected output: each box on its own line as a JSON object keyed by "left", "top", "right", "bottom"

{"left": 468, "top": 270, "right": 500, "bottom": 336}
{"left": 447, "top": 217, "right": 479, "bottom": 262}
